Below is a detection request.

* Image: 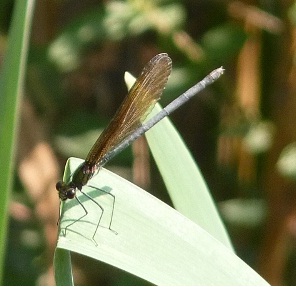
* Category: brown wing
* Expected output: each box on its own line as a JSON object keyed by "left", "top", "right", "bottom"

{"left": 85, "top": 53, "right": 172, "bottom": 166}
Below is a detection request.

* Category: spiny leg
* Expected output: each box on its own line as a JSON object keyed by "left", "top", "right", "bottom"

{"left": 90, "top": 166, "right": 116, "bottom": 231}
{"left": 57, "top": 200, "right": 62, "bottom": 227}
{"left": 59, "top": 186, "right": 117, "bottom": 245}
{"left": 87, "top": 184, "right": 118, "bottom": 241}
{"left": 61, "top": 195, "right": 90, "bottom": 237}
{"left": 79, "top": 189, "right": 105, "bottom": 246}
{"left": 88, "top": 185, "right": 116, "bottom": 232}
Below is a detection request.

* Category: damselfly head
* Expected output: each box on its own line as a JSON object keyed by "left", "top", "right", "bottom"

{"left": 56, "top": 181, "right": 76, "bottom": 200}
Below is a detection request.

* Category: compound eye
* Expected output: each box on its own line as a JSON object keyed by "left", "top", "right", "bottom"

{"left": 66, "top": 189, "right": 76, "bottom": 199}
{"left": 56, "top": 181, "right": 64, "bottom": 191}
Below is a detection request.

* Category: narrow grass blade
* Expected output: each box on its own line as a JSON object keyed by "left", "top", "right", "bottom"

{"left": 54, "top": 248, "right": 74, "bottom": 286}
{"left": 0, "top": 0, "right": 35, "bottom": 282}
{"left": 145, "top": 104, "right": 233, "bottom": 249}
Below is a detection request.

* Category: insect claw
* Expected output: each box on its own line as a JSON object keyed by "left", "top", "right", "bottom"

{"left": 91, "top": 237, "right": 99, "bottom": 247}
{"left": 110, "top": 228, "right": 118, "bottom": 235}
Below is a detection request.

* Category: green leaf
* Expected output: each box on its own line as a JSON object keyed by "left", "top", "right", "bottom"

{"left": 54, "top": 248, "right": 74, "bottom": 286}
{"left": 0, "top": 0, "right": 35, "bottom": 282}
{"left": 55, "top": 158, "right": 268, "bottom": 285}
{"left": 202, "top": 23, "right": 247, "bottom": 62}
{"left": 145, "top": 104, "right": 233, "bottom": 249}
